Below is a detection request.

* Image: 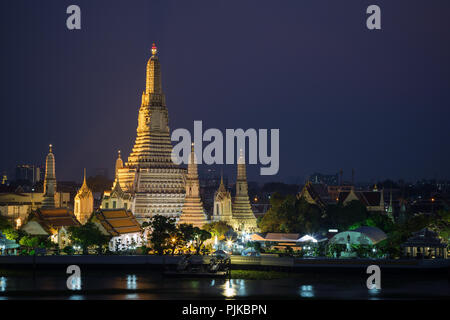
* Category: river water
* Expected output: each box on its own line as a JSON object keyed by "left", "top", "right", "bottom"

{"left": 0, "top": 270, "right": 447, "bottom": 300}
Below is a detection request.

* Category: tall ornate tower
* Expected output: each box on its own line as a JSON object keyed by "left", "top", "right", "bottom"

{"left": 74, "top": 169, "right": 94, "bottom": 224}
{"left": 116, "top": 44, "right": 186, "bottom": 222}
{"left": 213, "top": 174, "right": 233, "bottom": 224}
{"left": 387, "top": 189, "right": 394, "bottom": 222}
{"left": 115, "top": 150, "right": 123, "bottom": 178}
{"left": 42, "top": 144, "right": 56, "bottom": 208}
{"left": 231, "top": 150, "right": 258, "bottom": 233}
{"left": 178, "top": 143, "right": 208, "bottom": 228}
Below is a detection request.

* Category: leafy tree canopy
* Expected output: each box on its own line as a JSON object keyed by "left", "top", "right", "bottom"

{"left": 258, "top": 194, "right": 322, "bottom": 234}
{"left": 68, "top": 222, "right": 110, "bottom": 254}
{"left": 202, "top": 221, "right": 231, "bottom": 239}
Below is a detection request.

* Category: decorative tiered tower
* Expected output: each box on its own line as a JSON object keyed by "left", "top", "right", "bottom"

{"left": 213, "top": 174, "right": 233, "bottom": 224}
{"left": 42, "top": 144, "right": 56, "bottom": 208}
{"left": 231, "top": 150, "right": 258, "bottom": 232}
{"left": 178, "top": 143, "right": 208, "bottom": 228}
{"left": 74, "top": 169, "right": 94, "bottom": 224}
{"left": 116, "top": 44, "right": 186, "bottom": 222}
{"left": 115, "top": 150, "right": 123, "bottom": 178}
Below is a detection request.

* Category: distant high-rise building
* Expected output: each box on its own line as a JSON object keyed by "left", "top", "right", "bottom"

{"left": 15, "top": 165, "right": 41, "bottom": 184}
{"left": 308, "top": 172, "right": 339, "bottom": 186}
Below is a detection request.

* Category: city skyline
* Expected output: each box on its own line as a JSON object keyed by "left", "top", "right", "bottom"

{"left": 1, "top": 1, "right": 450, "bottom": 183}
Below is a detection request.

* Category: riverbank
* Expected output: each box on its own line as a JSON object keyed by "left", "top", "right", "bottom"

{"left": 0, "top": 255, "right": 448, "bottom": 273}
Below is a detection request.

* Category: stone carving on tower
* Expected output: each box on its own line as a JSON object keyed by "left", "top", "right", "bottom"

{"left": 231, "top": 150, "right": 258, "bottom": 233}
{"left": 74, "top": 169, "right": 94, "bottom": 224}
{"left": 116, "top": 44, "right": 186, "bottom": 222}
{"left": 178, "top": 143, "right": 208, "bottom": 228}
{"left": 213, "top": 174, "right": 233, "bottom": 224}
{"left": 42, "top": 144, "right": 56, "bottom": 208}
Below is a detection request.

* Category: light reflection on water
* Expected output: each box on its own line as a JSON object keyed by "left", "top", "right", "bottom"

{"left": 0, "top": 271, "right": 446, "bottom": 300}
{"left": 69, "top": 276, "right": 82, "bottom": 291}
{"left": 127, "top": 275, "right": 137, "bottom": 290}
{"left": 221, "top": 279, "right": 247, "bottom": 298}
{"left": 0, "top": 277, "right": 6, "bottom": 292}
{"left": 368, "top": 288, "right": 381, "bottom": 300}
{"left": 299, "top": 285, "right": 315, "bottom": 298}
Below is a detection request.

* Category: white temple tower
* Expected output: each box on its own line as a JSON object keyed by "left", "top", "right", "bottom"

{"left": 231, "top": 150, "right": 258, "bottom": 233}
{"left": 42, "top": 144, "right": 56, "bottom": 208}
{"left": 116, "top": 44, "right": 186, "bottom": 222}
{"left": 178, "top": 143, "right": 208, "bottom": 228}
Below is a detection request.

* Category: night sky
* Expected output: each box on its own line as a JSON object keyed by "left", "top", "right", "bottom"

{"left": 1, "top": 0, "right": 449, "bottom": 184}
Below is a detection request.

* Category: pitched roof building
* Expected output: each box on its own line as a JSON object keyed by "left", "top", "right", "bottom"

{"left": 298, "top": 181, "right": 336, "bottom": 209}
{"left": 212, "top": 175, "right": 233, "bottom": 224}
{"left": 92, "top": 209, "right": 142, "bottom": 251}
{"left": 401, "top": 228, "right": 447, "bottom": 259}
{"left": 21, "top": 208, "right": 81, "bottom": 248}
{"left": 338, "top": 188, "right": 384, "bottom": 212}
{"left": 93, "top": 209, "right": 141, "bottom": 237}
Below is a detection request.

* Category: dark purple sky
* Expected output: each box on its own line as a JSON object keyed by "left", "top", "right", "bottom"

{"left": 1, "top": 0, "right": 449, "bottom": 184}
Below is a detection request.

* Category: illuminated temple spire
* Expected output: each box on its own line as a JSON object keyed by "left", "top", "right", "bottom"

{"left": 42, "top": 144, "right": 56, "bottom": 208}
{"left": 178, "top": 143, "right": 208, "bottom": 228}
{"left": 74, "top": 169, "right": 93, "bottom": 224}
{"left": 115, "top": 44, "right": 186, "bottom": 221}
{"left": 213, "top": 170, "right": 233, "bottom": 223}
{"left": 115, "top": 150, "right": 123, "bottom": 177}
{"left": 146, "top": 43, "right": 162, "bottom": 95}
{"left": 125, "top": 42, "right": 177, "bottom": 168}
{"left": 231, "top": 149, "right": 258, "bottom": 232}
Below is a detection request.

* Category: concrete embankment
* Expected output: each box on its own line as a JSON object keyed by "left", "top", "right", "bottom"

{"left": 0, "top": 255, "right": 448, "bottom": 273}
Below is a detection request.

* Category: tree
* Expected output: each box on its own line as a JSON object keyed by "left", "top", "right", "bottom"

{"left": 325, "top": 200, "right": 368, "bottom": 231}
{"left": 191, "top": 228, "right": 212, "bottom": 255}
{"left": 18, "top": 235, "right": 51, "bottom": 254}
{"left": 258, "top": 194, "right": 322, "bottom": 234}
{"left": 363, "top": 213, "right": 396, "bottom": 234}
{"left": 178, "top": 224, "right": 212, "bottom": 255}
{"left": 68, "top": 222, "right": 110, "bottom": 254}
{"left": 202, "top": 221, "right": 231, "bottom": 240}
{"left": 2, "top": 227, "right": 22, "bottom": 241}
{"left": 0, "top": 215, "right": 12, "bottom": 231}
{"left": 146, "top": 215, "right": 177, "bottom": 254}
{"left": 430, "top": 210, "right": 450, "bottom": 241}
